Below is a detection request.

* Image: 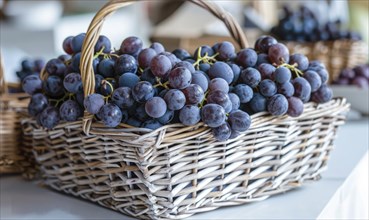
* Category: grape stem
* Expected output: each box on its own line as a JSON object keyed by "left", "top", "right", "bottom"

{"left": 101, "top": 79, "right": 114, "bottom": 102}
{"left": 279, "top": 63, "right": 304, "bottom": 78}
{"left": 154, "top": 77, "right": 169, "bottom": 89}
{"left": 198, "top": 91, "right": 209, "bottom": 109}
{"left": 49, "top": 92, "right": 74, "bottom": 107}
{"left": 193, "top": 47, "right": 219, "bottom": 70}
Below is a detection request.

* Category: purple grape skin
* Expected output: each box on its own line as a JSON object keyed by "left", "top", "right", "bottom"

{"left": 256, "top": 36, "right": 278, "bottom": 53}
{"left": 179, "top": 105, "right": 201, "bottom": 126}
{"left": 22, "top": 75, "right": 42, "bottom": 95}
{"left": 75, "top": 92, "right": 84, "bottom": 107}
{"left": 249, "top": 93, "right": 267, "bottom": 113}
{"left": 236, "top": 48, "right": 258, "bottom": 68}
{"left": 333, "top": 78, "right": 350, "bottom": 85}
{"left": 84, "top": 94, "right": 105, "bottom": 114}
{"left": 112, "top": 87, "right": 135, "bottom": 109}
{"left": 287, "top": 97, "right": 304, "bottom": 117}
{"left": 114, "top": 54, "right": 138, "bottom": 76}
{"left": 71, "top": 33, "right": 86, "bottom": 53}
{"left": 258, "top": 63, "right": 276, "bottom": 79}
{"left": 145, "top": 97, "right": 167, "bottom": 118}
{"left": 233, "top": 84, "right": 253, "bottom": 103}
{"left": 174, "top": 61, "right": 196, "bottom": 74}
{"left": 229, "top": 129, "right": 241, "bottom": 140}
{"left": 45, "top": 58, "right": 66, "bottom": 77}
{"left": 256, "top": 53, "right": 270, "bottom": 66}
{"left": 240, "top": 67, "right": 261, "bottom": 88}
{"left": 273, "top": 66, "right": 291, "bottom": 84}
{"left": 71, "top": 53, "right": 81, "bottom": 72}
{"left": 172, "top": 49, "right": 192, "bottom": 61}
{"left": 133, "top": 104, "right": 149, "bottom": 122}
{"left": 118, "top": 72, "right": 140, "bottom": 89}
{"left": 150, "top": 54, "right": 172, "bottom": 78}
{"left": 43, "top": 75, "right": 64, "bottom": 98}
{"left": 126, "top": 117, "right": 142, "bottom": 127}
{"left": 59, "top": 100, "right": 82, "bottom": 122}
{"left": 98, "top": 103, "right": 123, "bottom": 127}
{"left": 267, "top": 94, "right": 288, "bottom": 116}
{"left": 352, "top": 76, "right": 368, "bottom": 88}
{"left": 303, "top": 70, "right": 322, "bottom": 92}
{"left": 216, "top": 41, "right": 236, "bottom": 61}
{"left": 98, "top": 59, "right": 115, "bottom": 78}
{"left": 316, "top": 69, "right": 329, "bottom": 84}
{"left": 278, "top": 82, "right": 295, "bottom": 98}
{"left": 63, "top": 73, "right": 82, "bottom": 94}
{"left": 293, "top": 77, "right": 312, "bottom": 103}
{"left": 150, "top": 42, "right": 165, "bottom": 54}
{"left": 142, "top": 120, "right": 163, "bottom": 130}
{"left": 132, "top": 81, "right": 155, "bottom": 103}
{"left": 311, "top": 84, "right": 333, "bottom": 103}
{"left": 94, "top": 74, "right": 104, "bottom": 92}
{"left": 39, "top": 106, "right": 60, "bottom": 129}
{"left": 191, "top": 71, "right": 209, "bottom": 92}
{"left": 157, "top": 110, "right": 174, "bottom": 124}
{"left": 182, "top": 84, "right": 205, "bottom": 105}
{"left": 259, "top": 79, "right": 277, "bottom": 97}
{"left": 268, "top": 43, "right": 290, "bottom": 65}
{"left": 201, "top": 104, "right": 226, "bottom": 128}
{"left": 164, "top": 89, "right": 186, "bottom": 111}
{"left": 160, "top": 51, "right": 179, "bottom": 67}
{"left": 207, "top": 90, "right": 231, "bottom": 109}
{"left": 289, "top": 53, "right": 309, "bottom": 71}
{"left": 354, "top": 64, "right": 369, "bottom": 79}
{"left": 120, "top": 36, "right": 143, "bottom": 56}
{"left": 140, "top": 68, "right": 157, "bottom": 85}
{"left": 209, "top": 78, "right": 229, "bottom": 93}
{"left": 168, "top": 67, "right": 192, "bottom": 89}
{"left": 94, "top": 35, "right": 111, "bottom": 53}
{"left": 229, "top": 63, "right": 241, "bottom": 85}
{"left": 212, "top": 123, "right": 232, "bottom": 142}
{"left": 228, "top": 93, "right": 241, "bottom": 111}
{"left": 62, "top": 36, "right": 74, "bottom": 54}
{"left": 208, "top": 62, "right": 234, "bottom": 84}
{"left": 138, "top": 48, "right": 157, "bottom": 69}
{"left": 228, "top": 110, "right": 251, "bottom": 132}
{"left": 28, "top": 93, "right": 48, "bottom": 116}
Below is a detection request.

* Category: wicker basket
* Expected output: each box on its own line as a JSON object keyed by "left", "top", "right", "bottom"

{"left": 22, "top": 0, "right": 350, "bottom": 219}
{"left": 285, "top": 40, "right": 368, "bottom": 83}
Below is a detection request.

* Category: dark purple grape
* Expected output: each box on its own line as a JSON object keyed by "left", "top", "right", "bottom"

{"left": 303, "top": 70, "right": 322, "bottom": 92}
{"left": 164, "top": 89, "right": 186, "bottom": 111}
{"left": 174, "top": 61, "right": 195, "bottom": 74}
{"left": 233, "top": 84, "right": 253, "bottom": 103}
{"left": 287, "top": 97, "right": 304, "bottom": 117}
{"left": 126, "top": 117, "right": 142, "bottom": 127}
{"left": 212, "top": 123, "right": 232, "bottom": 142}
{"left": 33, "top": 59, "right": 45, "bottom": 72}
{"left": 258, "top": 63, "right": 276, "bottom": 79}
{"left": 75, "top": 92, "right": 84, "bottom": 107}
{"left": 94, "top": 35, "right": 111, "bottom": 53}
{"left": 182, "top": 84, "right": 204, "bottom": 105}
{"left": 311, "top": 84, "right": 333, "bottom": 103}
{"left": 191, "top": 71, "right": 209, "bottom": 92}
{"left": 229, "top": 129, "right": 241, "bottom": 139}
{"left": 236, "top": 48, "right": 257, "bottom": 68}
{"left": 201, "top": 104, "right": 226, "bottom": 128}
{"left": 112, "top": 87, "right": 135, "bottom": 109}
{"left": 228, "top": 110, "right": 251, "bottom": 132}
{"left": 22, "top": 74, "right": 42, "bottom": 95}
{"left": 249, "top": 93, "right": 267, "bottom": 113}
{"left": 99, "top": 80, "right": 114, "bottom": 96}
{"left": 209, "top": 78, "right": 229, "bottom": 93}
{"left": 142, "top": 120, "right": 163, "bottom": 130}
{"left": 134, "top": 104, "right": 150, "bottom": 121}
{"left": 63, "top": 73, "right": 82, "bottom": 94}
{"left": 199, "top": 63, "right": 211, "bottom": 73}
{"left": 157, "top": 110, "right": 174, "bottom": 124}
{"left": 58, "top": 55, "right": 71, "bottom": 63}
{"left": 118, "top": 72, "right": 140, "bottom": 89}
{"left": 160, "top": 51, "right": 179, "bottom": 67}
{"left": 150, "top": 42, "right": 165, "bottom": 54}
{"left": 150, "top": 54, "right": 172, "bottom": 78}
{"left": 172, "top": 49, "right": 191, "bottom": 60}
{"left": 43, "top": 75, "right": 64, "bottom": 98}
{"left": 114, "top": 54, "right": 138, "bottom": 76}
{"left": 62, "top": 36, "right": 74, "bottom": 54}
{"left": 267, "top": 94, "right": 288, "bottom": 116}
{"left": 168, "top": 67, "right": 192, "bottom": 89}
{"left": 208, "top": 62, "right": 234, "bottom": 84}
{"left": 289, "top": 53, "right": 309, "bottom": 71}
{"left": 194, "top": 45, "right": 214, "bottom": 60}
{"left": 228, "top": 93, "right": 240, "bottom": 111}
{"left": 316, "top": 69, "right": 329, "bottom": 84}
{"left": 132, "top": 81, "right": 155, "bottom": 103}
{"left": 216, "top": 41, "right": 236, "bottom": 61}
{"left": 120, "top": 36, "right": 142, "bottom": 56}
{"left": 71, "top": 33, "right": 86, "bottom": 53}
{"left": 352, "top": 76, "right": 369, "bottom": 88}
{"left": 39, "top": 106, "right": 60, "bottom": 129}
{"left": 277, "top": 81, "right": 295, "bottom": 98}
{"left": 98, "top": 103, "right": 122, "bottom": 127}
{"left": 259, "top": 79, "right": 277, "bottom": 97}
{"left": 207, "top": 91, "right": 231, "bottom": 109}
{"left": 256, "top": 36, "right": 278, "bottom": 53}
{"left": 256, "top": 53, "right": 270, "bottom": 66}
{"left": 59, "top": 100, "right": 82, "bottom": 122}
{"left": 138, "top": 48, "right": 157, "bottom": 69}
{"left": 98, "top": 59, "right": 115, "bottom": 78}
{"left": 140, "top": 68, "right": 157, "bottom": 85}
{"left": 84, "top": 93, "right": 105, "bottom": 114}
{"left": 240, "top": 67, "right": 261, "bottom": 88}
{"left": 145, "top": 97, "right": 167, "bottom": 118}
{"left": 268, "top": 43, "right": 289, "bottom": 65}
{"left": 45, "top": 58, "right": 66, "bottom": 77}
{"left": 229, "top": 63, "right": 241, "bottom": 85}
{"left": 293, "top": 77, "right": 311, "bottom": 103}
{"left": 28, "top": 93, "right": 48, "bottom": 116}
{"left": 94, "top": 74, "right": 104, "bottom": 92}
{"left": 273, "top": 66, "right": 291, "bottom": 84}
{"left": 179, "top": 105, "right": 201, "bottom": 126}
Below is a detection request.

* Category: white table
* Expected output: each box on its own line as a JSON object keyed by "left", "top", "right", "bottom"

{"left": 1, "top": 119, "right": 368, "bottom": 220}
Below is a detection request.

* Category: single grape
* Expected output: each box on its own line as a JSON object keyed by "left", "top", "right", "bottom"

{"left": 256, "top": 53, "right": 270, "bottom": 66}
{"left": 172, "top": 48, "right": 191, "bottom": 60}
{"left": 182, "top": 84, "right": 204, "bottom": 105}
{"left": 84, "top": 94, "right": 105, "bottom": 114}
{"left": 201, "top": 104, "right": 226, "bottom": 128}
{"left": 258, "top": 63, "right": 276, "bottom": 79}
{"left": 71, "top": 33, "right": 86, "bottom": 53}
{"left": 228, "top": 93, "right": 240, "bottom": 111}
{"left": 191, "top": 71, "right": 209, "bottom": 92}
{"left": 71, "top": 52, "right": 81, "bottom": 72}
{"left": 63, "top": 73, "right": 82, "bottom": 94}
{"left": 289, "top": 53, "right": 309, "bottom": 71}
{"left": 94, "top": 35, "right": 111, "bottom": 53}
{"left": 62, "top": 36, "right": 74, "bottom": 54}
{"left": 98, "top": 59, "right": 115, "bottom": 78}
{"left": 150, "top": 42, "right": 165, "bottom": 54}
{"left": 140, "top": 68, "right": 157, "bottom": 85}
{"left": 228, "top": 110, "right": 251, "bottom": 132}
{"left": 138, "top": 48, "right": 157, "bottom": 69}
{"left": 277, "top": 81, "right": 295, "bottom": 98}
{"left": 168, "top": 67, "right": 192, "bottom": 89}
{"left": 43, "top": 75, "right": 64, "bottom": 98}
{"left": 45, "top": 58, "right": 66, "bottom": 77}
{"left": 267, "top": 94, "right": 288, "bottom": 116}
{"left": 311, "top": 84, "right": 333, "bottom": 103}
{"left": 94, "top": 74, "right": 104, "bottom": 92}
{"left": 118, "top": 72, "right": 140, "bottom": 89}
{"left": 255, "top": 36, "right": 278, "bottom": 53}
{"left": 212, "top": 123, "right": 232, "bottom": 142}
{"left": 133, "top": 104, "right": 150, "bottom": 122}
{"left": 208, "top": 62, "right": 234, "bottom": 84}
{"left": 160, "top": 51, "right": 179, "bottom": 67}
{"left": 145, "top": 97, "right": 167, "bottom": 118}
{"left": 293, "top": 77, "right": 312, "bottom": 103}
{"left": 273, "top": 66, "right": 291, "bottom": 84}
{"left": 236, "top": 48, "right": 258, "bottom": 68}
{"left": 199, "top": 63, "right": 211, "bottom": 73}
{"left": 22, "top": 75, "right": 42, "bottom": 95}
{"left": 249, "top": 93, "right": 267, "bottom": 113}
{"left": 179, "top": 105, "right": 201, "bottom": 126}
{"left": 142, "top": 120, "right": 163, "bottom": 130}
{"left": 316, "top": 69, "right": 329, "bottom": 84}
{"left": 240, "top": 67, "right": 261, "bottom": 88}
{"left": 229, "top": 63, "right": 241, "bottom": 85}
{"left": 174, "top": 61, "right": 195, "bottom": 73}
{"left": 157, "top": 110, "right": 174, "bottom": 124}
{"left": 59, "top": 100, "right": 82, "bottom": 122}
{"left": 114, "top": 54, "right": 138, "bottom": 76}
{"left": 99, "top": 80, "right": 114, "bottom": 96}
{"left": 75, "top": 92, "right": 84, "bottom": 107}
{"left": 132, "top": 81, "right": 155, "bottom": 102}
{"left": 287, "top": 97, "right": 304, "bottom": 117}
{"left": 58, "top": 55, "right": 71, "bottom": 63}
{"left": 120, "top": 36, "right": 143, "bottom": 56}
{"left": 98, "top": 103, "right": 123, "bottom": 127}
{"left": 268, "top": 43, "right": 290, "bottom": 65}
{"left": 207, "top": 90, "right": 231, "bottom": 109}
{"left": 158, "top": 89, "right": 169, "bottom": 98}
{"left": 39, "top": 106, "right": 60, "bottom": 129}
{"left": 28, "top": 93, "right": 48, "bottom": 116}
{"left": 233, "top": 84, "right": 253, "bottom": 103}
{"left": 303, "top": 70, "right": 322, "bottom": 92}
{"left": 216, "top": 41, "right": 236, "bottom": 61}
{"left": 150, "top": 54, "right": 172, "bottom": 78}
{"left": 229, "top": 129, "right": 241, "bottom": 140}
{"left": 164, "top": 89, "right": 186, "bottom": 111}
{"left": 209, "top": 78, "right": 229, "bottom": 93}
{"left": 259, "top": 79, "right": 277, "bottom": 97}
{"left": 112, "top": 87, "right": 135, "bottom": 109}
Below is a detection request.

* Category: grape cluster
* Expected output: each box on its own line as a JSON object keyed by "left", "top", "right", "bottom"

{"left": 270, "top": 5, "right": 362, "bottom": 42}
{"left": 333, "top": 64, "right": 369, "bottom": 88}
{"left": 14, "top": 59, "right": 44, "bottom": 93}
{"left": 26, "top": 33, "right": 333, "bottom": 142}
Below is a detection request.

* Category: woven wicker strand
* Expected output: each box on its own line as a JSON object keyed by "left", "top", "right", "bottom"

{"left": 23, "top": 0, "right": 351, "bottom": 219}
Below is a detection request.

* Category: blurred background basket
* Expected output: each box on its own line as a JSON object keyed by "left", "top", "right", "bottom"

{"left": 21, "top": 0, "right": 350, "bottom": 219}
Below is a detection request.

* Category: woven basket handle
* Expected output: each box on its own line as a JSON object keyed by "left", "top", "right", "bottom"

{"left": 80, "top": 0, "right": 249, "bottom": 134}
{"left": 0, "top": 52, "right": 8, "bottom": 95}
